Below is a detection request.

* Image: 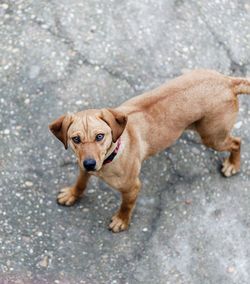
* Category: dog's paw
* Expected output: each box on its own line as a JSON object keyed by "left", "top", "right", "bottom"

{"left": 57, "top": 187, "right": 79, "bottom": 206}
{"left": 109, "top": 214, "right": 129, "bottom": 233}
{"left": 221, "top": 158, "right": 240, "bottom": 177}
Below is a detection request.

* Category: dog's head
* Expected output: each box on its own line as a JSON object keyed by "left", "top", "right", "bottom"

{"left": 49, "top": 108, "right": 127, "bottom": 172}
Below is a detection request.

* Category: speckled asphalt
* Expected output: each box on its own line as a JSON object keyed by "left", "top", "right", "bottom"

{"left": 1, "top": 1, "right": 250, "bottom": 283}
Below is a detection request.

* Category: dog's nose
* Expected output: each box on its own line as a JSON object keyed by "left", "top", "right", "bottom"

{"left": 83, "top": 159, "right": 96, "bottom": 171}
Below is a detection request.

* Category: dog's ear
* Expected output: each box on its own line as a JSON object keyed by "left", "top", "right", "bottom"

{"left": 100, "top": 108, "right": 127, "bottom": 142}
{"left": 49, "top": 115, "right": 73, "bottom": 149}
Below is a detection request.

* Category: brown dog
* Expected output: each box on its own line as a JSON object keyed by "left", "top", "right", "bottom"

{"left": 49, "top": 69, "right": 250, "bottom": 232}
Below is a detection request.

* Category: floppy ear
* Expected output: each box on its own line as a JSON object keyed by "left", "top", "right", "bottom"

{"left": 49, "top": 115, "right": 73, "bottom": 149}
{"left": 100, "top": 108, "right": 127, "bottom": 142}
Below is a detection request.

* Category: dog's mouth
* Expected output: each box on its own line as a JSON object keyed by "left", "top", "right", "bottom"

{"left": 85, "top": 167, "right": 102, "bottom": 174}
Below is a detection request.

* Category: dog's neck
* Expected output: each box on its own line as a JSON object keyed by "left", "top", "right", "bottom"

{"left": 103, "top": 138, "right": 121, "bottom": 164}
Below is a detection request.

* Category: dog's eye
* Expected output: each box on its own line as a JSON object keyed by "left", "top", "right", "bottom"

{"left": 72, "top": 136, "right": 81, "bottom": 144}
{"left": 96, "top": 133, "right": 104, "bottom": 141}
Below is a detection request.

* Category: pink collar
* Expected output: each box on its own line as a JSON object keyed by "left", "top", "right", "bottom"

{"left": 103, "top": 138, "right": 121, "bottom": 165}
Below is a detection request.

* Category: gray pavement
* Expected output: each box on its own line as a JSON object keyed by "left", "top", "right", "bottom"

{"left": 1, "top": 0, "right": 250, "bottom": 283}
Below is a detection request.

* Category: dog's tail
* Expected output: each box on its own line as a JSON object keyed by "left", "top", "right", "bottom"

{"left": 230, "top": 76, "right": 250, "bottom": 95}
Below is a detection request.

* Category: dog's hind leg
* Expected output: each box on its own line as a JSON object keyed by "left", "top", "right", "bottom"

{"left": 220, "top": 136, "right": 241, "bottom": 177}
{"left": 195, "top": 103, "right": 241, "bottom": 177}
{"left": 201, "top": 134, "right": 241, "bottom": 177}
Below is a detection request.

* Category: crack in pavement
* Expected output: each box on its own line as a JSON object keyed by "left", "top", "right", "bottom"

{"left": 194, "top": 3, "right": 249, "bottom": 76}
{"left": 32, "top": 14, "right": 137, "bottom": 93}
{"left": 202, "top": 19, "right": 247, "bottom": 76}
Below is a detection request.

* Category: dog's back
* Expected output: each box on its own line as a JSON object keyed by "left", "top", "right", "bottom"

{"left": 118, "top": 69, "right": 250, "bottom": 158}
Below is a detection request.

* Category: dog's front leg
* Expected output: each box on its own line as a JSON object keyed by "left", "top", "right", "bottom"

{"left": 57, "top": 168, "right": 90, "bottom": 206}
{"left": 109, "top": 178, "right": 141, "bottom": 233}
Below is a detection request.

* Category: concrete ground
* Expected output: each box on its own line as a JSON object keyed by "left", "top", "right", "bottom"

{"left": 1, "top": 0, "right": 250, "bottom": 283}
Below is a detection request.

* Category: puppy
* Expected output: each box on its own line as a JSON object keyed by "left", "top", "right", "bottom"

{"left": 49, "top": 69, "right": 250, "bottom": 232}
